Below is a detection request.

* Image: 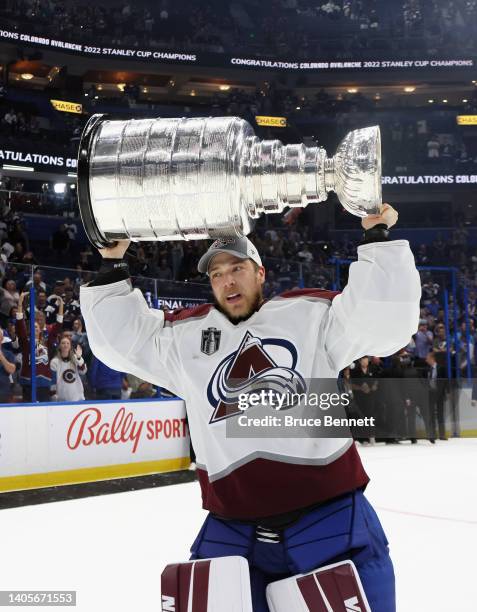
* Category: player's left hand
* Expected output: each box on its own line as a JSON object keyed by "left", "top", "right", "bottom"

{"left": 361, "top": 203, "right": 398, "bottom": 230}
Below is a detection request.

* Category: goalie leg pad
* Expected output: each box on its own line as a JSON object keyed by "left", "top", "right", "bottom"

{"left": 266, "top": 560, "right": 371, "bottom": 612}
{"left": 161, "top": 555, "right": 253, "bottom": 612}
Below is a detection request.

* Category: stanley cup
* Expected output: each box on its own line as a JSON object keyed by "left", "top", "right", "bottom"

{"left": 77, "top": 114, "right": 381, "bottom": 248}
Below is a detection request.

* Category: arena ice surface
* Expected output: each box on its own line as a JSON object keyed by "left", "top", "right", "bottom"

{"left": 0, "top": 439, "right": 475, "bottom": 612}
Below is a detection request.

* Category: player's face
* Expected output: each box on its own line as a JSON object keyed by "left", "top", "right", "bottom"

{"left": 209, "top": 253, "right": 265, "bottom": 323}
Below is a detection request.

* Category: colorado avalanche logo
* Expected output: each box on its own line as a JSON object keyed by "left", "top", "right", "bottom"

{"left": 207, "top": 331, "right": 306, "bottom": 424}
{"left": 62, "top": 369, "right": 76, "bottom": 384}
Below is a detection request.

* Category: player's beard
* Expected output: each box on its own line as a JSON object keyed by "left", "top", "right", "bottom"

{"left": 214, "top": 288, "right": 264, "bottom": 324}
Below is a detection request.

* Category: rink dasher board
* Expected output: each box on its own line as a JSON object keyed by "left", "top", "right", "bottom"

{"left": 0, "top": 398, "right": 190, "bottom": 492}
{"left": 455, "top": 386, "right": 477, "bottom": 437}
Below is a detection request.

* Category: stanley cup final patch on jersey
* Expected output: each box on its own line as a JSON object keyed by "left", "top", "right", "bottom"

{"left": 201, "top": 327, "right": 222, "bottom": 355}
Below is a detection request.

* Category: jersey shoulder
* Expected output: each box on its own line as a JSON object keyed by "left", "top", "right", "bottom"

{"left": 273, "top": 287, "right": 340, "bottom": 302}
{"left": 163, "top": 302, "right": 214, "bottom": 325}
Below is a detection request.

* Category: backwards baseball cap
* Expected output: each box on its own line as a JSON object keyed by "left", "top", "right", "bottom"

{"left": 198, "top": 236, "right": 262, "bottom": 275}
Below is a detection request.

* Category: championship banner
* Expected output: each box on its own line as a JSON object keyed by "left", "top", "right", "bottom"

{"left": 382, "top": 174, "right": 477, "bottom": 185}
{"left": 0, "top": 145, "right": 77, "bottom": 171}
{"left": 0, "top": 27, "right": 475, "bottom": 72}
{"left": 456, "top": 115, "right": 477, "bottom": 125}
{"left": 50, "top": 99, "right": 83, "bottom": 114}
{"left": 256, "top": 116, "right": 287, "bottom": 128}
{"left": 158, "top": 297, "right": 208, "bottom": 310}
{"left": 0, "top": 399, "right": 189, "bottom": 492}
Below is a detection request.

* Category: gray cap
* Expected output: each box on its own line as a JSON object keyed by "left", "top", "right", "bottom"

{"left": 198, "top": 236, "right": 262, "bottom": 275}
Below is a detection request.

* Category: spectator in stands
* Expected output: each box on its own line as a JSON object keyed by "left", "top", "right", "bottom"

{"left": 34, "top": 289, "right": 49, "bottom": 318}
{"left": 350, "top": 356, "right": 379, "bottom": 444}
{"left": 89, "top": 355, "right": 125, "bottom": 400}
{"left": 156, "top": 257, "right": 173, "bottom": 280}
{"left": 50, "top": 337, "right": 87, "bottom": 402}
{"left": 432, "top": 322, "right": 449, "bottom": 366}
{"left": 16, "top": 292, "right": 63, "bottom": 402}
{"left": 78, "top": 245, "right": 94, "bottom": 268}
{"left": 8, "top": 219, "right": 29, "bottom": 252}
{"left": 427, "top": 135, "right": 440, "bottom": 159}
{"left": 413, "top": 319, "right": 434, "bottom": 367}
{"left": 62, "top": 286, "right": 81, "bottom": 330}
{"left": 457, "top": 319, "right": 475, "bottom": 375}
{"left": 22, "top": 250, "right": 38, "bottom": 266}
{"left": 45, "top": 281, "right": 65, "bottom": 325}
{"left": 0, "top": 328, "right": 15, "bottom": 403}
{"left": 0, "top": 278, "right": 19, "bottom": 326}
{"left": 424, "top": 351, "right": 447, "bottom": 442}
{"left": 71, "top": 318, "right": 91, "bottom": 362}
{"left": 130, "top": 381, "right": 157, "bottom": 398}
{"left": 24, "top": 269, "right": 47, "bottom": 294}
{"left": 3, "top": 109, "right": 17, "bottom": 136}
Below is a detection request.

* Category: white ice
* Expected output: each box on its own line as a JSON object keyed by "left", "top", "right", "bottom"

{"left": 1, "top": 439, "right": 476, "bottom": 612}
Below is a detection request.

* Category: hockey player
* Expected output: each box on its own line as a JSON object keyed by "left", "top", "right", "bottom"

{"left": 80, "top": 204, "right": 421, "bottom": 611}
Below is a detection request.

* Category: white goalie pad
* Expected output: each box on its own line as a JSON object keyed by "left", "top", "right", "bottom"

{"left": 266, "top": 560, "right": 371, "bottom": 612}
{"left": 161, "top": 555, "right": 253, "bottom": 612}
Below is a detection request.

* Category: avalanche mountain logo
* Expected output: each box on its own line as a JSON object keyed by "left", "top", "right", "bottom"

{"left": 206, "top": 331, "right": 306, "bottom": 424}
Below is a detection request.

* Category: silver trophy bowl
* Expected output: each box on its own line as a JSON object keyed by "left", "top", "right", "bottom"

{"left": 77, "top": 115, "right": 381, "bottom": 248}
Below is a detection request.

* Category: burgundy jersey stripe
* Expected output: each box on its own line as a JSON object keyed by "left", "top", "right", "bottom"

{"left": 317, "top": 563, "right": 369, "bottom": 611}
{"left": 297, "top": 574, "right": 329, "bottom": 612}
{"left": 277, "top": 288, "right": 340, "bottom": 301}
{"left": 161, "top": 563, "right": 179, "bottom": 602}
{"left": 179, "top": 563, "right": 193, "bottom": 612}
{"left": 164, "top": 303, "right": 213, "bottom": 323}
{"left": 192, "top": 560, "right": 211, "bottom": 612}
{"left": 196, "top": 444, "right": 369, "bottom": 519}
{"left": 161, "top": 563, "right": 193, "bottom": 612}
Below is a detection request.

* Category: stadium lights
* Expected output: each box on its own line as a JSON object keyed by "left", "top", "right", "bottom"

{"left": 53, "top": 183, "right": 66, "bottom": 194}
{"left": 219, "top": 85, "right": 230, "bottom": 91}
{"left": 428, "top": 99, "right": 434, "bottom": 103}
{"left": 347, "top": 88, "right": 358, "bottom": 94}
{"left": 463, "top": 99, "right": 468, "bottom": 103}
{"left": 404, "top": 86, "right": 416, "bottom": 92}
{"left": 296, "top": 106, "right": 301, "bottom": 110}
{"left": 3, "top": 164, "right": 34, "bottom": 171}
{"left": 21, "top": 73, "right": 34, "bottom": 80}
{"left": 442, "top": 99, "right": 448, "bottom": 103}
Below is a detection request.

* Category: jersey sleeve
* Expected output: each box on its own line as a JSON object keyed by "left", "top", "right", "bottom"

{"left": 79, "top": 279, "right": 182, "bottom": 396}
{"left": 323, "top": 240, "right": 421, "bottom": 371}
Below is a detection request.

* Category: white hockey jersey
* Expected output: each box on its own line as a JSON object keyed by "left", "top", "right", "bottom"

{"left": 50, "top": 355, "right": 87, "bottom": 402}
{"left": 80, "top": 240, "right": 421, "bottom": 519}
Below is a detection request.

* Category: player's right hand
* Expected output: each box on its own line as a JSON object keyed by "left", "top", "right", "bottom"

{"left": 99, "top": 239, "right": 131, "bottom": 259}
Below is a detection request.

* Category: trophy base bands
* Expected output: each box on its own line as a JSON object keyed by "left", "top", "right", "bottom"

{"left": 0, "top": 592, "right": 76, "bottom": 607}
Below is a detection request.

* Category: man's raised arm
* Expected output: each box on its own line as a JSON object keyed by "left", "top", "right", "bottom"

{"left": 324, "top": 204, "right": 422, "bottom": 372}
{"left": 79, "top": 240, "right": 181, "bottom": 395}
